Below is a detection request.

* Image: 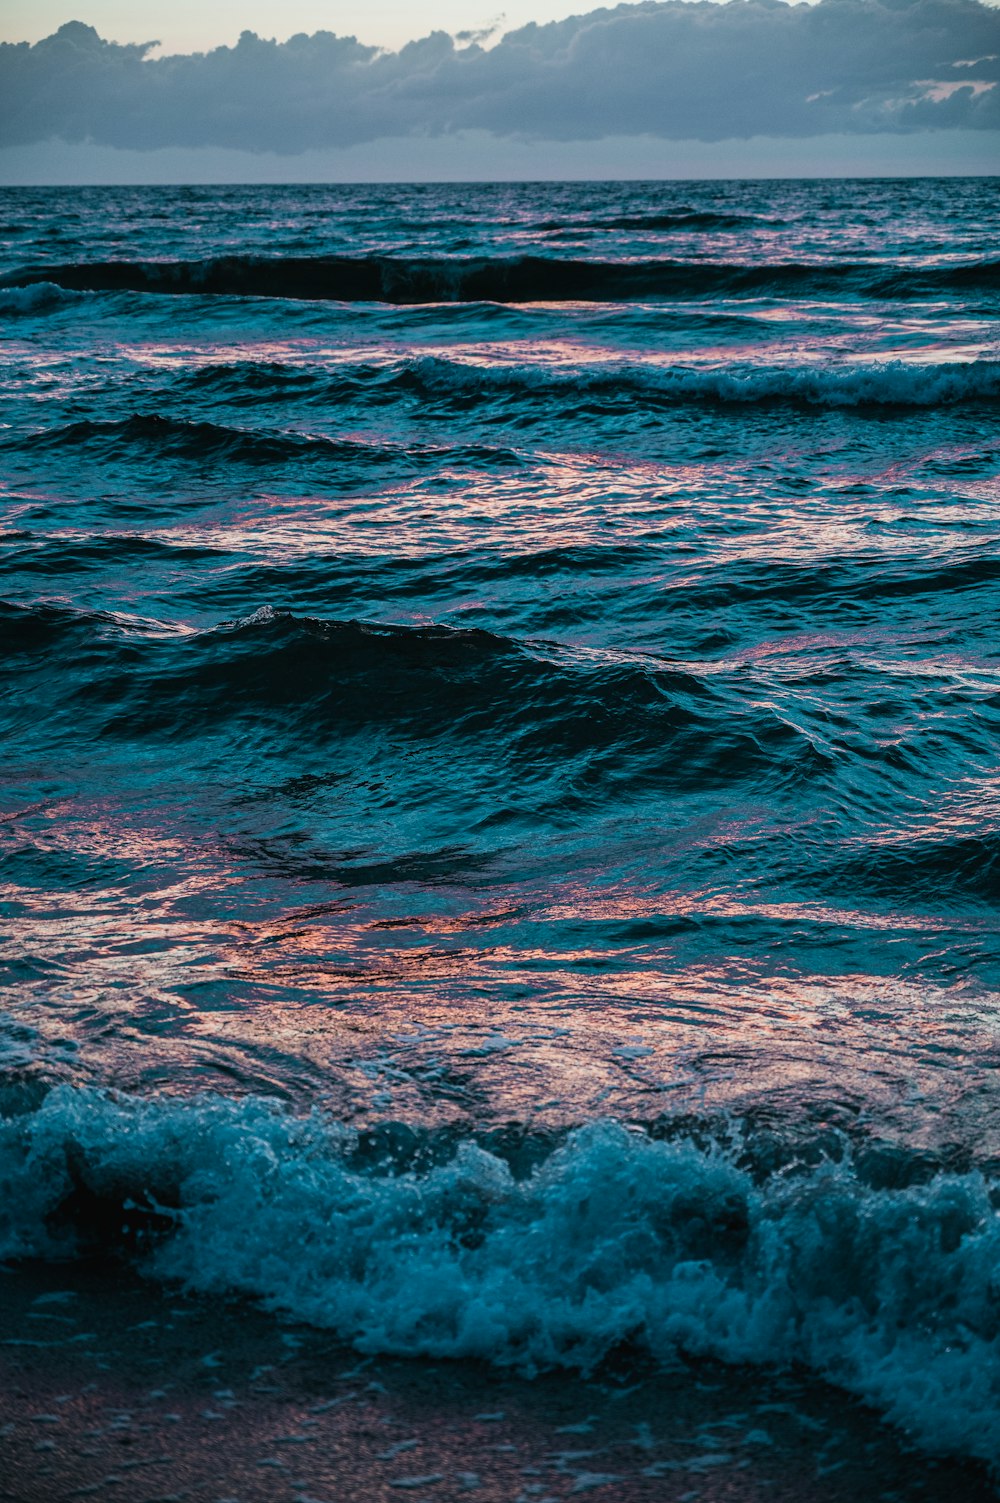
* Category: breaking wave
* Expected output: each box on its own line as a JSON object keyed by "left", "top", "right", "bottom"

{"left": 0, "top": 279, "right": 85, "bottom": 314}
{"left": 2, "top": 1084, "right": 999, "bottom": 1469}
{"left": 4, "top": 254, "right": 999, "bottom": 303}
{"left": 148, "top": 353, "right": 1000, "bottom": 411}
{"left": 399, "top": 354, "right": 1000, "bottom": 408}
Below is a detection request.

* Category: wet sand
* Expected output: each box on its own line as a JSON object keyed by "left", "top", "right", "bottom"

{"left": 0, "top": 1261, "right": 995, "bottom": 1503}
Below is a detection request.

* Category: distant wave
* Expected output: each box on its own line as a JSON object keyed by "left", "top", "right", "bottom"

{"left": 398, "top": 354, "right": 1000, "bottom": 408}
{"left": 536, "top": 210, "right": 777, "bottom": 232}
{"left": 3, "top": 1084, "right": 999, "bottom": 1469}
{"left": 4, "top": 255, "right": 999, "bottom": 304}
{"left": 154, "top": 355, "right": 1000, "bottom": 411}
{"left": 4, "top": 413, "right": 526, "bottom": 471}
{"left": 183, "top": 360, "right": 319, "bottom": 403}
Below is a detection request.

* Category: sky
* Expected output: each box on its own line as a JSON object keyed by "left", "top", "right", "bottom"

{"left": 1, "top": 0, "right": 998, "bottom": 182}
{"left": 0, "top": 2, "right": 585, "bottom": 54}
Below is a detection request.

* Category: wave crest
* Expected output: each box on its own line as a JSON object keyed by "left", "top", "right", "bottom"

{"left": 0, "top": 280, "right": 83, "bottom": 314}
{"left": 402, "top": 354, "right": 1000, "bottom": 408}
{"left": 5, "top": 413, "right": 525, "bottom": 470}
{"left": 4, "top": 255, "right": 999, "bottom": 304}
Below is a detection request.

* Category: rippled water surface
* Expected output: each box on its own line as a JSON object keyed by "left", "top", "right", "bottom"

{"left": 2, "top": 177, "right": 1000, "bottom": 1476}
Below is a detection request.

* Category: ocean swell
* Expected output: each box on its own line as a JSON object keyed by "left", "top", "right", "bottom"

{"left": 5, "top": 254, "right": 999, "bottom": 304}
{"left": 536, "top": 210, "right": 776, "bottom": 232}
{"left": 4, "top": 413, "right": 525, "bottom": 473}
{"left": 2, "top": 605, "right": 822, "bottom": 789}
{"left": 153, "top": 354, "right": 1000, "bottom": 412}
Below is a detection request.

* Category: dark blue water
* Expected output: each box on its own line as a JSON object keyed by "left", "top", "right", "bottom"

{"left": 2, "top": 178, "right": 1000, "bottom": 1475}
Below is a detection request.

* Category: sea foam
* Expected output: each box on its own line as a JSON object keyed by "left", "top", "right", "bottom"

{"left": 405, "top": 354, "right": 1000, "bottom": 408}
{"left": 0, "top": 280, "right": 82, "bottom": 314}
{"left": 2, "top": 1086, "right": 999, "bottom": 1469}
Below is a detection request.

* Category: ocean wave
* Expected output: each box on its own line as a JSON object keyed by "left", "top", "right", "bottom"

{"left": 399, "top": 354, "right": 1000, "bottom": 408}
{"left": 831, "top": 832, "right": 1000, "bottom": 904}
{"left": 10, "top": 600, "right": 999, "bottom": 807}
{"left": 147, "top": 353, "right": 1000, "bottom": 414}
{"left": 4, "top": 606, "right": 821, "bottom": 786}
{"left": 536, "top": 211, "right": 776, "bottom": 232}
{"left": 0, "top": 596, "right": 97, "bottom": 653}
{"left": 4, "top": 413, "right": 525, "bottom": 471}
{"left": 0, "top": 279, "right": 84, "bottom": 314}
{"left": 2, "top": 1086, "right": 999, "bottom": 1468}
{"left": 0, "top": 598, "right": 196, "bottom": 657}
{"left": 182, "top": 360, "right": 321, "bottom": 403}
{"left": 3, "top": 254, "right": 998, "bottom": 304}
{"left": 3, "top": 531, "right": 224, "bottom": 574}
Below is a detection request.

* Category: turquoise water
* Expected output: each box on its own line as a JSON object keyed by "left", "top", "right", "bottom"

{"left": 2, "top": 177, "right": 1000, "bottom": 1474}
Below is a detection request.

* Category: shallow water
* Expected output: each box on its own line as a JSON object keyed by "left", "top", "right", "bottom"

{"left": 2, "top": 177, "right": 1000, "bottom": 1480}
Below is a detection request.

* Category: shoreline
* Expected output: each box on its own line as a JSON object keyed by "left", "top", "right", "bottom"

{"left": 1, "top": 1261, "right": 995, "bottom": 1503}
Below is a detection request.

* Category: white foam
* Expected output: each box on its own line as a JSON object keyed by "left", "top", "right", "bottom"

{"left": 230, "top": 603, "right": 291, "bottom": 627}
{"left": 0, "top": 281, "right": 83, "bottom": 314}
{"left": 410, "top": 354, "right": 1000, "bottom": 407}
{"left": 2, "top": 1087, "right": 999, "bottom": 1469}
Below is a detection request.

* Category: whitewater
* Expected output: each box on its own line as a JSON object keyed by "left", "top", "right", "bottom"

{"left": 1, "top": 176, "right": 999, "bottom": 1499}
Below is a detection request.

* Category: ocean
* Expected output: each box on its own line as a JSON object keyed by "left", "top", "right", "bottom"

{"left": 1, "top": 177, "right": 999, "bottom": 1501}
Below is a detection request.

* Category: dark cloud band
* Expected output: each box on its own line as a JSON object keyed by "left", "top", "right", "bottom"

{"left": 2, "top": 0, "right": 998, "bottom": 152}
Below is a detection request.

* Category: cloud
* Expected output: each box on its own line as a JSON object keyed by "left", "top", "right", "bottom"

{"left": 1, "top": 1, "right": 998, "bottom": 153}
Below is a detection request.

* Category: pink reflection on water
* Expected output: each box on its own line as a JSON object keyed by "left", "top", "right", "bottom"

{"left": 5, "top": 786, "right": 1000, "bottom": 1150}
